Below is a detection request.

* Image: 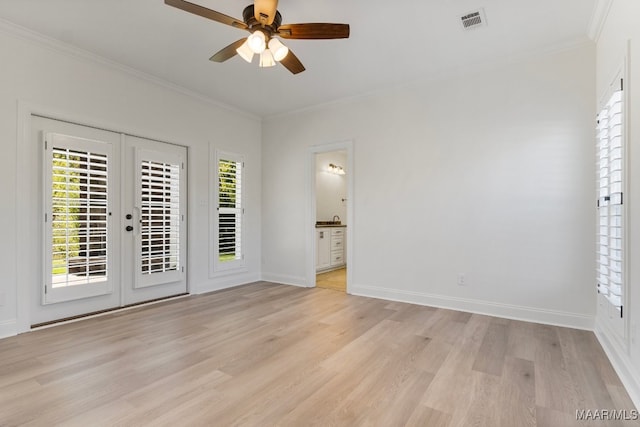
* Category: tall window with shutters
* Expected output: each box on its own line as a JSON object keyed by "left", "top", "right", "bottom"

{"left": 596, "top": 77, "right": 625, "bottom": 324}
{"left": 214, "top": 151, "right": 245, "bottom": 272}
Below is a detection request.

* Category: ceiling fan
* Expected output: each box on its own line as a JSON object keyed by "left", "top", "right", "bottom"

{"left": 165, "top": 0, "right": 350, "bottom": 74}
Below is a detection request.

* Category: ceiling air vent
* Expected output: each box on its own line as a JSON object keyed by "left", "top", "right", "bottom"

{"left": 460, "top": 9, "right": 486, "bottom": 30}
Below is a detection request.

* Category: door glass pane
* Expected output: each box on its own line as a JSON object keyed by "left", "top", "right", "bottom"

{"left": 51, "top": 148, "right": 108, "bottom": 288}
{"left": 140, "top": 160, "right": 180, "bottom": 274}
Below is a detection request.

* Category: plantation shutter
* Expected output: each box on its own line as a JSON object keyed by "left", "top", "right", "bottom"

{"left": 134, "top": 148, "right": 185, "bottom": 289}
{"left": 50, "top": 147, "right": 109, "bottom": 287}
{"left": 140, "top": 159, "right": 181, "bottom": 275}
{"left": 216, "top": 153, "right": 244, "bottom": 270}
{"left": 596, "top": 81, "right": 624, "bottom": 314}
{"left": 44, "top": 132, "right": 114, "bottom": 304}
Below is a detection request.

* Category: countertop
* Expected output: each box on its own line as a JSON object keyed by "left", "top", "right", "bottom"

{"left": 315, "top": 224, "right": 347, "bottom": 228}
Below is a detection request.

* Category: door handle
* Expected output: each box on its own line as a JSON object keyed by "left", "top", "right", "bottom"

{"left": 126, "top": 225, "right": 134, "bottom": 232}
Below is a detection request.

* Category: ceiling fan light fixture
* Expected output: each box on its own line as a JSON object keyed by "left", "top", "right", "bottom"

{"left": 165, "top": 0, "right": 350, "bottom": 74}
{"left": 268, "top": 38, "right": 289, "bottom": 62}
{"left": 259, "top": 48, "right": 276, "bottom": 68}
{"left": 247, "top": 30, "right": 267, "bottom": 54}
{"left": 235, "top": 40, "right": 255, "bottom": 63}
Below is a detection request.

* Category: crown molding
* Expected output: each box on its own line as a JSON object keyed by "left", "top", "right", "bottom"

{"left": 587, "top": 0, "right": 614, "bottom": 42}
{"left": 0, "top": 18, "right": 260, "bottom": 122}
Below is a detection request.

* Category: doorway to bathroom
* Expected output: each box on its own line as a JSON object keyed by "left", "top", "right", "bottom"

{"left": 311, "top": 145, "right": 352, "bottom": 293}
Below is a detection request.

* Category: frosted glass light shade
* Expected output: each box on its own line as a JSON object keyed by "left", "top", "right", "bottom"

{"left": 327, "top": 163, "right": 346, "bottom": 175}
{"left": 247, "top": 31, "right": 266, "bottom": 54}
{"left": 268, "top": 38, "right": 289, "bottom": 62}
{"left": 259, "top": 49, "right": 276, "bottom": 67}
{"left": 236, "top": 40, "right": 254, "bottom": 63}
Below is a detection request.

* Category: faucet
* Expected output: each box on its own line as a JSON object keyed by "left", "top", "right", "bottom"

{"left": 332, "top": 215, "right": 340, "bottom": 223}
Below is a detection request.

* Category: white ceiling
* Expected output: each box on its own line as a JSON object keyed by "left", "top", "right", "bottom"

{"left": 0, "top": 0, "right": 597, "bottom": 117}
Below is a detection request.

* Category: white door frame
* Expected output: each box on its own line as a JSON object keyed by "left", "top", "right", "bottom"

{"left": 16, "top": 101, "right": 189, "bottom": 333}
{"left": 306, "top": 140, "right": 354, "bottom": 292}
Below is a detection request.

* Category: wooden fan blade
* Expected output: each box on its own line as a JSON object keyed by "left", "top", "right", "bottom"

{"left": 279, "top": 49, "right": 305, "bottom": 74}
{"left": 277, "top": 23, "right": 350, "bottom": 40}
{"left": 210, "top": 38, "right": 247, "bottom": 62}
{"left": 254, "top": 0, "right": 278, "bottom": 25}
{"left": 165, "top": 0, "right": 248, "bottom": 30}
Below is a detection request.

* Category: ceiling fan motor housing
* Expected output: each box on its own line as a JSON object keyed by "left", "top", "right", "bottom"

{"left": 243, "top": 5, "right": 282, "bottom": 36}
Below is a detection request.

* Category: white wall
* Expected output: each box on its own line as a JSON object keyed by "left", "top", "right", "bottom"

{"left": 0, "top": 24, "right": 261, "bottom": 337}
{"left": 262, "top": 43, "right": 596, "bottom": 328}
{"left": 594, "top": 0, "right": 640, "bottom": 407}
{"left": 316, "top": 151, "right": 347, "bottom": 224}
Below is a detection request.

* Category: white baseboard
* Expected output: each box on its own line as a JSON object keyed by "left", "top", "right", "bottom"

{"left": 595, "top": 320, "right": 640, "bottom": 410}
{"left": 261, "top": 273, "right": 308, "bottom": 288}
{"left": 350, "top": 284, "right": 594, "bottom": 330}
{"left": 0, "top": 319, "right": 17, "bottom": 339}
{"left": 195, "top": 272, "right": 262, "bottom": 294}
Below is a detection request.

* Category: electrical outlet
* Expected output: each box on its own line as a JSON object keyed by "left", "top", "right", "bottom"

{"left": 457, "top": 273, "right": 466, "bottom": 286}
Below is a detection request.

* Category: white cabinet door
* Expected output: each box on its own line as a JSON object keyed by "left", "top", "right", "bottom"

{"left": 316, "top": 229, "right": 331, "bottom": 270}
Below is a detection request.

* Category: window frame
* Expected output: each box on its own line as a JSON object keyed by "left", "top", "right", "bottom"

{"left": 211, "top": 149, "right": 246, "bottom": 274}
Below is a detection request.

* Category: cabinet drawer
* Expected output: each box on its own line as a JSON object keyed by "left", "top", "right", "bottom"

{"left": 331, "top": 228, "right": 344, "bottom": 237}
{"left": 331, "top": 237, "right": 344, "bottom": 250}
{"left": 330, "top": 252, "right": 344, "bottom": 266}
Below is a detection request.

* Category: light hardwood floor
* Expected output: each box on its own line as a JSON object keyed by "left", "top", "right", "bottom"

{"left": 316, "top": 267, "right": 346, "bottom": 292}
{"left": 0, "top": 282, "right": 637, "bottom": 426}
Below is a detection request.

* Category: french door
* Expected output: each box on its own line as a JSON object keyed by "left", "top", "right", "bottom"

{"left": 122, "top": 135, "right": 187, "bottom": 306}
{"left": 32, "top": 116, "right": 187, "bottom": 325}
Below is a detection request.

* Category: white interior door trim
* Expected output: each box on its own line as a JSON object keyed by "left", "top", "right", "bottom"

{"left": 306, "top": 140, "right": 354, "bottom": 292}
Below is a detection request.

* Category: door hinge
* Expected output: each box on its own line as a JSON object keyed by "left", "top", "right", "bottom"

{"left": 44, "top": 285, "right": 47, "bottom": 294}
{"left": 181, "top": 266, "right": 184, "bottom": 273}
{"left": 44, "top": 139, "right": 48, "bottom": 150}
{"left": 621, "top": 78, "right": 624, "bottom": 91}
{"left": 182, "top": 162, "right": 184, "bottom": 170}
{"left": 44, "top": 213, "right": 48, "bottom": 223}
{"left": 182, "top": 214, "right": 184, "bottom": 221}
{"left": 621, "top": 305, "right": 623, "bottom": 318}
